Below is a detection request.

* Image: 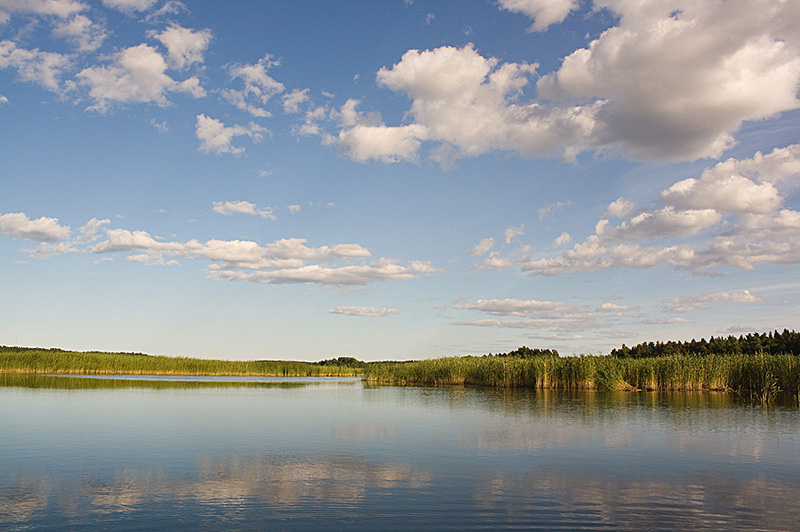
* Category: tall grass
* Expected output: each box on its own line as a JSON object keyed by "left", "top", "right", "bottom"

{"left": 0, "top": 373, "right": 328, "bottom": 390}
{"left": 0, "top": 347, "right": 360, "bottom": 377}
{"left": 364, "top": 354, "right": 800, "bottom": 393}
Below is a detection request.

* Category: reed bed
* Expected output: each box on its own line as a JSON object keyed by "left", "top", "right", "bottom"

{"left": 364, "top": 354, "right": 800, "bottom": 393}
{"left": 0, "top": 347, "right": 360, "bottom": 377}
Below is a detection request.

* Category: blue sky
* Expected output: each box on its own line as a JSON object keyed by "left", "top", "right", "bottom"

{"left": 1, "top": 0, "right": 799, "bottom": 361}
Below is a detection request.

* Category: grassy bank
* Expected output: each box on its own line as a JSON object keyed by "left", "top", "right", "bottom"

{"left": 0, "top": 347, "right": 360, "bottom": 377}
{"left": 363, "top": 354, "right": 800, "bottom": 393}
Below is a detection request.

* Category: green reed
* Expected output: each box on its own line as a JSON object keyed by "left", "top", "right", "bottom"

{"left": 364, "top": 354, "right": 800, "bottom": 392}
{"left": 0, "top": 347, "right": 360, "bottom": 377}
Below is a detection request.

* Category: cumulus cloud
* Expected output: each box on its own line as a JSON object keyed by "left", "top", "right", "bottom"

{"left": 75, "top": 217, "right": 110, "bottom": 243}
{"left": 329, "top": 306, "right": 398, "bottom": 317}
{"left": 338, "top": 124, "right": 426, "bottom": 164}
{"left": 101, "top": 0, "right": 157, "bottom": 13}
{"left": 662, "top": 175, "right": 781, "bottom": 214}
{"left": 469, "top": 237, "right": 495, "bottom": 256}
{"left": 16, "top": 223, "right": 430, "bottom": 286}
{"left": 282, "top": 88, "right": 309, "bottom": 113}
{"left": 537, "top": 0, "right": 800, "bottom": 160}
{"left": 0, "top": 40, "right": 71, "bottom": 92}
{"left": 504, "top": 224, "right": 524, "bottom": 244}
{"left": 498, "top": 0, "right": 579, "bottom": 32}
{"left": 337, "top": 2, "right": 800, "bottom": 166}
{"left": 0, "top": 212, "right": 70, "bottom": 241}
{"left": 662, "top": 289, "right": 764, "bottom": 313}
{"left": 195, "top": 114, "right": 266, "bottom": 155}
{"left": 552, "top": 232, "right": 571, "bottom": 248}
{"left": 0, "top": 0, "right": 85, "bottom": 18}
{"left": 483, "top": 144, "right": 800, "bottom": 276}
{"left": 221, "top": 54, "right": 285, "bottom": 117}
{"left": 606, "top": 198, "right": 635, "bottom": 218}
{"left": 51, "top": 14, "right": 107, "bottom": 52}
{"left": 212, "top": 200, "right": 275, "bottom": 220}
{"left": 152, "top": 23, "right": 212, "bottom": 70}
{"left": 78, "top": 44, "right": 205, "bottom": 112}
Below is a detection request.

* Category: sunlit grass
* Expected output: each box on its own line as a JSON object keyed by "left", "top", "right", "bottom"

{"left": 363, "top": 354, "right": 800, "bottom": 393}
{"left": 0, "top": 347, "right": 360, "bottom": 377}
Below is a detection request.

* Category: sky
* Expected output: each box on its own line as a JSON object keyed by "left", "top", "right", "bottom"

{"left": 1, "top": 0, "right": 799, "bottom": 361}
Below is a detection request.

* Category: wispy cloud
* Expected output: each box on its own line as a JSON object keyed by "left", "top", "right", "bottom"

{"left": 1, "top": 210, "right": 436, "bottom": 288}
{"left": 330, "top": 306, "right": 398, "bottom": 317}
{"left": 478, "top": 144, "right": 800, "bottom": 276}
{"left": 212, "top": 201, "right": 275, "bottom": 220}
{"left": 662, "top": 290, "right": 764, "bottom": 313}
{"left": 195, "top": 115, "right": 266, "bottom": 155}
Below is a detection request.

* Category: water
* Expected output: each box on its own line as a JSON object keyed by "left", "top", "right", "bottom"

{"left": 1, "top": 374, "right": 799, "bottom": 531}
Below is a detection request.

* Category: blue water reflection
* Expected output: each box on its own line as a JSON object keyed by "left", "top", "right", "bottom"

{"left": 1, "top": 374, "right": 798, "bottom": 531}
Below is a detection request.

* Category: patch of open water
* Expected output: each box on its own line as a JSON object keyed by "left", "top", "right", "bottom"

{"left": 1, "top": 374, "right": 798, "bottom": 531}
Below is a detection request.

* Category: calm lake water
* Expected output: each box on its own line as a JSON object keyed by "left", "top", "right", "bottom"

{"left": 1, "top": 374, "right": 799, "bottom": 531}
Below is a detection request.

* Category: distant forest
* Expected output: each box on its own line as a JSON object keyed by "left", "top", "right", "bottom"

{"left": 609, "top": 329, "right": 800, "bottom": 358}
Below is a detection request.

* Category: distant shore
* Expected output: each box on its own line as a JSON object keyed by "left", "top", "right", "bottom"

{"left": 4, "top": 345, "right": 799, "bottom": 400}
{"left": 0, "top": 346, "right": 360, "bottom": 377}
{"left": 363, "top": 354, "right": 800, "bottom": 399}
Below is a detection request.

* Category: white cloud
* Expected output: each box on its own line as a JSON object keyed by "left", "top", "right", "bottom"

{"left": 195, "top": 114, "right": 266, "bottom": 155}
{"left": 338, "top": 124, "right": 426, "bottom": 164}
{"left": 329, "top": 306, "right": 398, "bottom": 317}
{"left": 538, "top": 200, "right": 571, "bottom": 219}
{"left": 143, "top": 0, "right": 186, "bottom": 21}
{"left": 596, "top": 302, "right": 636, "bottom": 314}
{"left": 212, "top": 200, "right": 275, "bottom": 220}
{"left": 282, "top": 88, "right": 309, "bottom": 113}
{"left": 0, "top": 95, "right": 7, "bottom": 104}
{"left": 287, "top": 205, "right": 301, "bottom": 215}
{"left": 537, "top": 0, "right": 800, "bottom": 160}
{"left": 408, "top": 260, "right": 441, "bottom": 274}
{"left": 63, "top": 225, "right": 426, "bottom": 287}
{"left": 78, "top": 44, "right": 205, "bottom": 112}
{"left": 0, "top": 0, "right": 85, "bottom": 18}
{"left": 641, "top": 317, "right": 693, "bottom": 325}
{"left": 498, "top": 0, "right": 579, "bottom": 32}
{"left": 469, "top": 237, "right": 495, "bottom": 256}
{"left": 0, "top": 40, "right": 71, "bottom": 92}
{"left": 75, "top": 217, "right": 110, "bottom": 243}
{"left": 504, "top": 224, "right": 524, "bottom": 244}
{"left": 51, "top": 14, "right": 107, "bottom": 52}
{"left": 101, "top": 0, "right": 157, "bottom": 13}
{"left": 605, "top": 198, "right": 634, "bottom": 218}
{"left": 662, "top": 175, "right": 781, "bottom": 214}
{"left": 152, "top": 23, "right": 212, "bottom": 70}
{"left": 340, "top": 2, "right": 800, "bottom": 166}
{"left": 491, "top": 144, "right": 800, "bottom": 276}
{"left": 209, "top": 259, "right": 419, "bottom": 286}
{"left": 222, "top": 54, "right": 285, "bottom": 117}
{"left": 662, "top": 289, "right": 764, "bottom": 313}
{"left": 552, "top": 232, "right": 571, "bottom": 248}
{"left": 0, "top": 212, "right": 70, "bottom": 241}
{"left": 126, "top": 253, "right": 179, "bottom": 266}
{"left": 609, "top": 207, "right": 723, "bottom": 240}
{"left": 455, "top": 298, "right": 591, "bottom": 319}
{"left": 451, "top": 295, "right": 643, "bottom": 335}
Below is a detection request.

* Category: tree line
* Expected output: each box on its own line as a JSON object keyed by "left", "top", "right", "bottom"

{"left": 609, "top": 329, "right": 800, "bottom": 358}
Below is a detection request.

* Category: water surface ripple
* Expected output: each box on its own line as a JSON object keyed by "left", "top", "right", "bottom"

{"left": 1, "top": 374, "right": 798, "bottom": 531}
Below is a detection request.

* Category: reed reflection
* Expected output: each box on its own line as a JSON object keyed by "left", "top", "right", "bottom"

{"left": 2, "top": 454, "right": 798, "bottom": 531}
